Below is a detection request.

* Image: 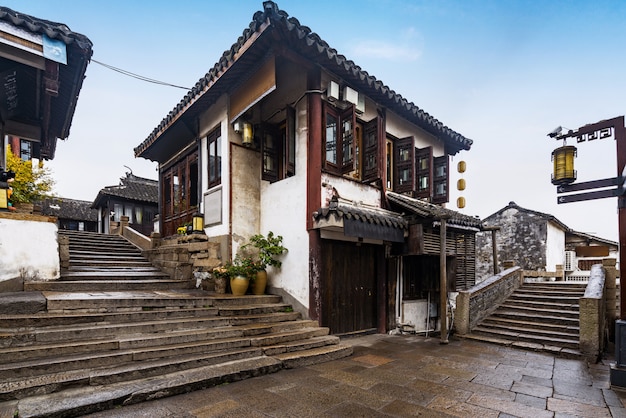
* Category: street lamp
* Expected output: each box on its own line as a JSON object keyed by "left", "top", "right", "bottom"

{"left": 551, "top": 145, "right": 577, "bottom": 185}
{"left": 548, "top": 116, "right": 626, "bottom": 388}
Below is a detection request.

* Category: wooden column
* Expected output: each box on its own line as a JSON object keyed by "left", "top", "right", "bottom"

{"left": 307, "top": 67, "right": 322, "bottom": 322}
{"left": 440, "top": 217, "right": 449, "bottom": 344}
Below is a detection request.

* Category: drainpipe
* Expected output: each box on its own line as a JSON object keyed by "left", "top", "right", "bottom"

{"left": 440, "top": 216, "right": 449, "bottom": 344}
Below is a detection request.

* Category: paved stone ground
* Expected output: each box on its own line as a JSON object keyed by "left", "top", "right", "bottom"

{"left": 83, "top": 334, "right": 626, "bottom": 418}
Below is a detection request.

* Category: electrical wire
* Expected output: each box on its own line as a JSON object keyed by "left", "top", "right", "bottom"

{"left": 91, "top": 59, "right": 191, "bottom": 90}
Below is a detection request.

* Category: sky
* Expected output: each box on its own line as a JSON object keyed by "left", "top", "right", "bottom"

{"left": 4, "top": 0, "right": 626, "bottom": 242}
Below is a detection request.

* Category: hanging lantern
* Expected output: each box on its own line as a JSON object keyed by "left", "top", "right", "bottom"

{"left": 457, "top": 178, "right": 466, "bottom": 191}
{"left": 457, "top": 160, "right": 466, "bottom": 173}
{"left": 457, "top": 196, "right": 466, "bottom": 209}
{"left": 551, "top": 145, "right": 577, "bottom": 185}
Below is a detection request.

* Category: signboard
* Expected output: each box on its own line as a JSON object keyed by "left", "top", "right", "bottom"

{"left": 43, "top": 34, "right": 66, "bottom": 65}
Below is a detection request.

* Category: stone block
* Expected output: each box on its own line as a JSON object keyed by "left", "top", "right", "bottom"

{"left": 0, "top": 291, "right": 46, "bottom": 315}
{"left": 192, "top": 258, "right": 221, "bottom": 269}
{"left": 187, "top": 242, "right": 209, "bottom": 253}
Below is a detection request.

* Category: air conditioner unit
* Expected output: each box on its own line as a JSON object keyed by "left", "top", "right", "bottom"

{"left": 327, "top": 80, "right": 340, "bottom": 101}
{"left": 564, "top": 250, "right": 576, "bottom": 271}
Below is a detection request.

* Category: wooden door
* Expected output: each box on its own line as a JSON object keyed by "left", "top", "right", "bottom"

{"left": 320, "top": 241, "right": 378, "bottom": 334}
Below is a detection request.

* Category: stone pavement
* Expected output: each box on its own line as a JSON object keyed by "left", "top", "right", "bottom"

{"left": 83, "top": 334, "right": 626, "bottom": 418}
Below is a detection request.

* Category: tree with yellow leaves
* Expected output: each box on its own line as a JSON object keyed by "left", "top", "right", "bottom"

{"left": 5, "top": 146, "right": 54, "bottom": 204}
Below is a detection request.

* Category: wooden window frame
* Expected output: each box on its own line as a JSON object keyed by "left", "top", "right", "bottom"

{"left": 415, "top": 147, "right": 433, "bottom": 199}
{"left": 323, "top": 103, "right": 356, "bottom": 175}
{"left": 394, "top": 136, "right": 415, "bottom": 193}
{"left": 262, "top": 106, "right": 296, "bottom": 183}
{"left": 207, "top": 126, "right": 221, "bottom": 189}
{"left": 432, "top": 155, "right": 449, "bottom": 204}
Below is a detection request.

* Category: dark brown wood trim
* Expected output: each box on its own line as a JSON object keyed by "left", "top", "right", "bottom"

{"left": 307, "top": 66, "right": 322, "bottom": 322}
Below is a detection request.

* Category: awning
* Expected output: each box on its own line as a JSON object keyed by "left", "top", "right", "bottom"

{"left": 312, "top": 202, "right": 407, "bottom": 243}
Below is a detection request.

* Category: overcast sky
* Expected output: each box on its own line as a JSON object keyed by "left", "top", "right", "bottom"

{"left": 4, "top": 0, "right": 626, "bottom": 242}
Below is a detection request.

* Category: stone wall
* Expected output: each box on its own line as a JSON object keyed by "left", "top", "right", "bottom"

{"left": 476, "top": 205, "right": 549, "bottom": 281}
{"left": 0, "top": 212, "right": 59, "bottom": 291}
{"left": 143, "top": 235, "right": 222, "bottom": 289}
{"left": 579, "top": 264, "right": 606, "bottom": 362}
{"left": 455, "top": 266, "right": 523, "bottom": 334}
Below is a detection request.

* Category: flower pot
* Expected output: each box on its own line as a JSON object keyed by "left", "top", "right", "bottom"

{"left": 214, "top": 276, "right": 227, "bottom": 294}
{"left": 230, "top": 275, "right": 249, "bottom": 296}
{"left": 251, "top": 270, "right": 267, "bottom": 295}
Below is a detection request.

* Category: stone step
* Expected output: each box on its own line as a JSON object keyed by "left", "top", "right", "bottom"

{"left": 0, "top": 320, "right": 319, "bottom": 376}
{"left": 517, "top": 285, "right": 586, "bottom": 295}
{"left": 68, "top": 259, "right": 155, "bottom": 267}
{"left": 0, "top": 306, "right": 219, "bottom": 328}
{"left": 1, "top": 356, "right": 284, "bottom": 417}
{"left": 70, "top": 253, "right": 146, "bottom": 261}
{"left": 25, "top": 279, "right": 192, "bottom": 292}
{"left": 471, "top": 326, "right": 579, "bottom": 349}
{"left": 1, "top": 310, "right": 302, "bottom": 350}
{"left": 0, "top": 348, "right": 265, "bottom": 401}
{"left": 274, "top": 342, "right": 353, "bottom": 368}
{"left": 503, "top": 298, "right": 579, "bottom": 311}
{"left": 513, "top": 290, "right": 584, "bottom": 300}
{"left": 42, "top": 290, "right": 217, "bottom": 313}
{"left": 477, "top": 320, "right": 578, "bottom": 339}
{"left": 496, "top": 304, "right": 580, "bottom": 320}
{"left": 491, "top": 310, "right": 579, "bottom": 327}
{"left": 482, "top": 316, "right": 579, "bottom": 334}
{"left": 0, "top": 326, "right": 335, "bottom": 392}
{"left": 209, "top": 294, "right": 282, "bottom": 307}
{"left": 459, "top": 333, "right": 583, "bottom": 358}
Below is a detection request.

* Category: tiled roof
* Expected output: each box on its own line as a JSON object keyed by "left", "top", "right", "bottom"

{"left": 483, "top": 201, "right": 570, "bottom": 231}
{"left": 386, "top": 191, "right": 483, "bottom": 230}
{"left": 0, "top": 7, "right": 93, "bottom": 160}
{"left": 0, "top": 7, "right": 92, "bottom": 50}
{"left": 135, "top": 1, "right": 472, "bottom": 160}
{"left": 568, "top": 230, "right": 618, "bottom": 248}
{"left": 40, "top": 197, "right": 97, "bottom": 221}
{"left": 92, "top": 174, "right": 158, "bottom": 206}
{"left": 313, "top": 203, "right": 408, "bottom": 232}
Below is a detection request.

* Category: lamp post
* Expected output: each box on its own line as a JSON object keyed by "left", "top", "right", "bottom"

{"left": 548, "top": 116, "right": 626, "bottom": 388}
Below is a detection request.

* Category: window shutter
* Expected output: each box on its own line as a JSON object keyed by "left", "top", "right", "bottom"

{"left": 363, "top": 118, "right": 379, "bottom": 182}
{"left": 432, "top": 155, "right": 449, "bottom": 204}
{"left": 261, "top": 124, "right": 279, "bottom": 182}
{"left": 341, "top": 106, "right": 356, "bottom": 174}
{"left": 323, "top": 103, "right": 340, "bottom": 173}
{"left": 394, "top": 136, "right": 415, "bottom": 193}
{"left": 414, "top": 147, "right": 432, "bottom": 199}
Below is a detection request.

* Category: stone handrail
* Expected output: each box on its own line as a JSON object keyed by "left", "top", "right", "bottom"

{"left": 579, "top": 264, "right": 606, "bottom": 362}
{"left": 121, "top": 226, "right": 152, "bottom": 251}
{"left": 455, "top": 266, "right": 523, "bottom": 335}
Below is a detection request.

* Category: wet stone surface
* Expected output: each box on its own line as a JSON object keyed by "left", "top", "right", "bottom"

{"left": 82, "top": 334, "right": 626, "bottom": 417}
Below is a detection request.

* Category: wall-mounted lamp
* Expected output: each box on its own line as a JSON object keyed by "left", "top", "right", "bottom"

{"left": 192, "top": 213, "right": 205, "bottom": 234}
{"left": 551, "top": 145, "right": 577, "bottom": 185}
{"left": 233, "top": 119, "right": 254, "bottom": 147}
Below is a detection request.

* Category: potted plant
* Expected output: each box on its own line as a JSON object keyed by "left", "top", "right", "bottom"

{"left": 211, "top": 266, "right": 229, "bottom": 294}
{"left": 244, "top": 232, "right": 287, "bottom": 295}
{"left": 227, "top": 255, "right": 258, "bottom": 296}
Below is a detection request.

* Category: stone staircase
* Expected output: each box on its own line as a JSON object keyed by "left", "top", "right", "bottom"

{"left": 461, "top": 282, "right": 586, "bottom": 357}
{"left": 0, "top": 231, "right": 352, "bottom": 418}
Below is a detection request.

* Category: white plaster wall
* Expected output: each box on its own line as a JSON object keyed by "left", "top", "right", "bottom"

{"left": 199, "top": 96, "right": 230, "bottom": 238}
{"left": 386, "top": 111, "right": 445, "bottom": 156}
{"left": 546, "top": 221, "right": 565, "bottom": 271}
{"left": 320, "top": 173, "right": 381, "bottom": 208}
{"left": 259, "top": 101, "right": 309, "bottom": 308}
{"left": 0, "top": 218, "right": 59, "bottom": 282}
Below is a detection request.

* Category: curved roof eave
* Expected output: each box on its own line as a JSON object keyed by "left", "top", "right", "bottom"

{"left": 135, "top": 1, "right": 472, "bottom": 159}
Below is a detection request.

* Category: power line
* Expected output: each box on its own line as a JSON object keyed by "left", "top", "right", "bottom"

{"left": 91, "top": 59, "right": 191, "bottom": 90}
